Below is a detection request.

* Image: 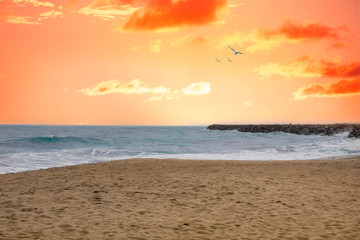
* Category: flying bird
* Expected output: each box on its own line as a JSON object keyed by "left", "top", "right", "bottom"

{"left": 228, "top": 45, "right": 245, "bottom": 55}
{"left": 215, "top": 57, "right": 221, "bottom": 62}
{"left": 227, "top": 57, "right": 233, "bottom": 62}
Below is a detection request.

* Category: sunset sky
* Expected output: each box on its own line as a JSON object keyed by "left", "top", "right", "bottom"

{"left": 0, "top": 0, "right": 359, "bottom": 125}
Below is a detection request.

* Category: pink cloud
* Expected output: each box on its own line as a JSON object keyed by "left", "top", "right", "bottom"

{"left": 293, "top": 77, "right": 360, "bottom": 100}
{"left": 123, "top": 0, "right": 226, "bottom": 31}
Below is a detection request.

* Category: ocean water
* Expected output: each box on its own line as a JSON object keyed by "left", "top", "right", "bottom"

{"left": 0, "top": 125, "right": 359, "bottom": 174}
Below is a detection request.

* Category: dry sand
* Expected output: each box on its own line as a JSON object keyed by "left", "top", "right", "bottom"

{"left": 1, "top": 157, "right": 360, "bottom": 240}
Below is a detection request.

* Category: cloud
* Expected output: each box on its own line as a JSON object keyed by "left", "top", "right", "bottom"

{"left": 320, "top": 60, "right": 360, "bottom": 78}
{"left": 149, "top": 39, "right": 162, "bottom": 53}
{"left": 228, "top": 3, "right": 247, "bottom": 8}
{"left": 245, "top": 30, "right": 298, "bottom": 54}
{"left": 254, "top": 56, "right": 323, "bottom": 79}
{"left": 185, "top": 19, "right": 346, "bottom": 54}
{"left": 167, "top": 29, "right": 288, "bottom": 53}
{"left": 141, "top": 19, "right": 347, "bottom": 54}
{"left": 78, "top": 79, "right": 211, "bottom": 100}
{"left": 147, "top": 89, "right": 181, "bottom": 101}
{"left": 170, "top": 35, "right": 208, "bottom": 47}
{"left": 254, "top": 56, "right": 360, "bottom": 79}
{"left": 38, "top": 10, "right": 63, "bottom": 20}
{"left": 246, "top": 20, "right": 346, "bottom": 53}
{"left": 78, "top": 79, "right": 170, "bottom": 96}
{"left": 260, "top": 19, "right": 341, "bottom": 40}
{"left": 182, "top": 82, "right": 211, "bottom": 95}
{"left": 79, "top": 0, "right": 141, "bottom": 20}
{"left": 6, "top": 16, "right": 40, "bottom": 24}
{"left": 122, "top": 0, "right": 226, "bottom": 32}
{"left": 293, "top": 77, "right": 360, "bottom": 100}
{"left": 12, "top": 0, "right": 54, "bottom": 7}
{"left": 6, "top": 9, "right": 63, "bottom": 24}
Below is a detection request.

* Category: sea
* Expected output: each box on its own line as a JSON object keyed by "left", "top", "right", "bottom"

{"left": 0, "top": 125, "right": 359, "bottom": 174}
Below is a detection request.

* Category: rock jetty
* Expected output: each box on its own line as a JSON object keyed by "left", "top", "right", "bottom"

{"left": 207, "top": 124, "right": 360, "bottom": 138}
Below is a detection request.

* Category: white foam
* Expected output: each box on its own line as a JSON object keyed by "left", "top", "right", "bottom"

{"left": 1, "top": 126, "right": 359, "bottom": 174}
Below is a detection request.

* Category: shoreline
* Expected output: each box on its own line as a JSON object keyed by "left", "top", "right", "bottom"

{"left": 1, "top": 154, "right": 360, "bottom": 176}
{"left": 1, "top": 157, "right": 360, "bottom": 239}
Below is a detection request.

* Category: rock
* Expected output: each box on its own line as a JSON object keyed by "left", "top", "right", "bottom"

{"left": 207, "top": 124, "right": 360, "bottom": 138}
{"left": 349, "top": 127, "right": 360, "bottom": 138}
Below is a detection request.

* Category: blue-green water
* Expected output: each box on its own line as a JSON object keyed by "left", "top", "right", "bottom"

{"left": 0, "top": 125, "right": 359, "bottom": 174}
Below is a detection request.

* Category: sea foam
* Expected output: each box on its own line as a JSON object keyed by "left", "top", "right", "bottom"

{"left": 0, "top": 125, "right": 359, "bottom": 174}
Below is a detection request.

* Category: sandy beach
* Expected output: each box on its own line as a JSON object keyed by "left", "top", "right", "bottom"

{"left": 0, "top": 157, "right": 359, "bottom": 240}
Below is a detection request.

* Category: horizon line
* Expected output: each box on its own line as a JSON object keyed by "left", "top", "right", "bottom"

{"left": 1, "top": 122, "right": 360, "bottom": 127}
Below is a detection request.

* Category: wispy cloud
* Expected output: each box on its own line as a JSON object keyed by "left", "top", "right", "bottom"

{"left": 228, "top": 3, "right": 247, "bottom": 8}
{"left": 293, "top": 77, "right": 360, "bottom": 100}
{"left": 79, "top": 0, "right": 141, "bottom": 20}
{"left": 12, "top": 0, "right": 54, "bottom": 7}
{"left": 168, "top": 19, "right": 347, "bottom": 54}
{"left": 6, "top": 16, "right": 40, "bottom": 24}
{"left": 254, "top": 56, "right": 322, "bottom": 79}
{"left": 260, "top": 19, "right": 341, "bottom": 40}
{"left": 182, "top": 82, "right": 211, "bottom": 95}
{"left": 78, "top": 79, "right": 170, "bottom": 96}
{"left": 254, "top": 56, "right": 360, "bottom": 79}
{"left": 170, "top": 35, "right": 208, "bottom": 47}
{"left": 38, "top": 10, "right": 63, "bottom": 20}
{"left": 78, "top": 79, "right": 211, "bottom": 100}
{"left": 254, "top": 55, "right": 360, "bottom": 101}
{"left": 249, "top": 20, "right": 347, "bottom": 53}
{"left": 122, "top": 0, "right": 226, "bottom": 32}
{"left": 6, "top": 9, "right": 63, "bottom": 24}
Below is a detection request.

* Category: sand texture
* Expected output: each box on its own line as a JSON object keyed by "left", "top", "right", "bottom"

{"left": 1, "top": 157, "right": 360, "bottom": 239}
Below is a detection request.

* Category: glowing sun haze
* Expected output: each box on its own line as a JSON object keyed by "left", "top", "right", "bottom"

{"left": 0, "top": 0, "right": 359, "bottom": 125}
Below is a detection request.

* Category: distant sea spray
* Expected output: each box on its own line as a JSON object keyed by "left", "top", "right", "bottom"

{"left": 0, "top": 125, "right": 359, "bottom": 174}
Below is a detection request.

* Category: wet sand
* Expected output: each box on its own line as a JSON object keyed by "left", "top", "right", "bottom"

{"left": 1, "top": 157, "right": 360, "bottom": 239}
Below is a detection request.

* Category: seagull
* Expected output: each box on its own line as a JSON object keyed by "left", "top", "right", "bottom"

{"left": 227, "top": 57, "right": 233, "bottom": 62}
{"left": 215, "top": 57, "right": 221, "bottom": 62}
{"left": 228, "top": 45, "right": 245, "bottom": 55}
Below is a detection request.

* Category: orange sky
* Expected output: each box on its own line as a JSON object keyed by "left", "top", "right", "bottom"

{"left": 0, "top": 0, "right": 359, "bottom": 125}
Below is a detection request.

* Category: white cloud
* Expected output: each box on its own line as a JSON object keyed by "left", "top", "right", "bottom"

{"left": 78, "top": 2, "right": 140, "bottom": 20}
{"left": 13, "top": 0, "right": 54, "bottom": 7}
{"left": 38, "top": 10, "right": 63, "bottom": 20}
{"left": 147, "top": 95, "right": 165, "bottom": 101}
{"left": 228, "top": 3, "right": 247, "bottom": 8}
{"left": 182, "top": 82, "right": 211, "bottom": 95}
{"left": 6, "top": 9, "right": 63, "bottom": 25}
{"left": 78, "top": 79, "right": 170, "bottom": 96}
{"left": 79, "top": 79, "right": 211, "bottom": 101}
{"left": 6, "top": 16, "right": 39, "bottom": 25}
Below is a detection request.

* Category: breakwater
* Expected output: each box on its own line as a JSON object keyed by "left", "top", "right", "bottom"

{"left": 207, "top": 124, "right": 360, "bottom": 138}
